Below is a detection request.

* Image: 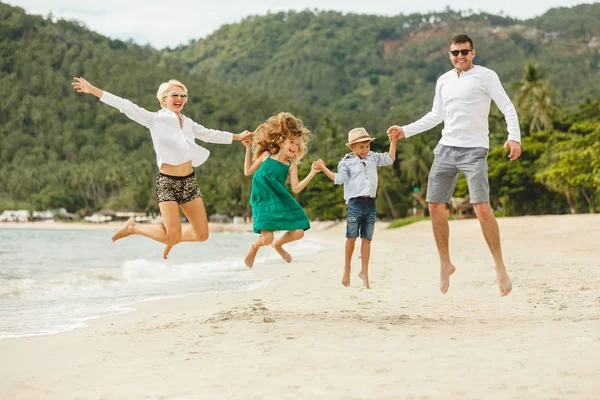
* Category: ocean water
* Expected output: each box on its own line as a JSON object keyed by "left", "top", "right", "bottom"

{"left": 0, "top": 228, "right": 327, "bottom": 340}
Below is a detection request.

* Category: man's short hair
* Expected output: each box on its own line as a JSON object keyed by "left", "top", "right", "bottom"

{"left": 451, "top": 34, "right": 474, "bottom": 49}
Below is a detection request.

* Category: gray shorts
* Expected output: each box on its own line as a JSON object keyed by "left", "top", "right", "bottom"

{"left": 426, "top": 144, "right": 490, "bottom": 204}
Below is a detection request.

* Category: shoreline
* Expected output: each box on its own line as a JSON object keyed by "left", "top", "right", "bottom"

{"left": 2, "top": 214, "right": 599, "bottom": 399}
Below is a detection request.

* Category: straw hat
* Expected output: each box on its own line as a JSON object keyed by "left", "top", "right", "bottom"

{"left": 345, "top": 127, "right": 375, "bottom": 147}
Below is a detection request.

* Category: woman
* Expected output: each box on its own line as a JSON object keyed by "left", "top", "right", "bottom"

{"left": 72, "top": 77, "right": 251, "bottom": 258}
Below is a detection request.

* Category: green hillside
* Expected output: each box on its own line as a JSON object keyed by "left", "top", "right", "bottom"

{"left": 1, "top": 2, "right": 598, "bottom": 218}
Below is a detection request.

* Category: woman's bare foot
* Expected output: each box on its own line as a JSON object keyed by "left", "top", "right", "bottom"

{"left": 341, "top": 269, "right": 351, "bottom": 287}
{"left": 111, "top": 220, "right": 136, "bottom": 242}
{"left": 440, "top": 263, "right": 456, "bottom": 294}
{"left": 163, "top": 245, "right": 173, "bottom": 260}
{"left": 244, "top": 244, "right": 259, "bottom": 268}
{"left": 358, "top": 272, "right": 370, "bottom": 289}
{"left": 272, "top": 243, "right": 292, "bottom": 263}
{"left": 497, "top": 268, "right": 512, "bottom": 296}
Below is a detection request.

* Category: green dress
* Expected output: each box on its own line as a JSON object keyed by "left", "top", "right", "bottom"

{"left": 250, "top": 157, "right": 310, "bottom": 234}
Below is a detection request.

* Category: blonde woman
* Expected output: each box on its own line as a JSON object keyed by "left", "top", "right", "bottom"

{"left": 72, "top": 77, "right": 251, "bottom": 258}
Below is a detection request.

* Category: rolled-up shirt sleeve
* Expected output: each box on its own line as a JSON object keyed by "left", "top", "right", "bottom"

{"left": 191, "top": 122, "right": 233, "bottom": 144}
{"left": 100, "top": 91, "right": 154, "bottom": 128}
{"left": 373, "top": 152, "right": 393, "bottom": 167}
{"left": 486, "top": 71, "right": 521, "bottom": 143}
{"left": 334, "top": 160, "right": 350, "bottom": 185}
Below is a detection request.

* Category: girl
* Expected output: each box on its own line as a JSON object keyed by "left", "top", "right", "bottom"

{"left": 71, "top": 77, "right": 251, "bottom": 259}
{"left": 242, "top": 112, "right": 320, "bottom": 268}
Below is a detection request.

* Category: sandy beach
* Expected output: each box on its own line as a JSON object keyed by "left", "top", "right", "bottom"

{"left": 1, "top": 214, "right": 599, "bottom": 399}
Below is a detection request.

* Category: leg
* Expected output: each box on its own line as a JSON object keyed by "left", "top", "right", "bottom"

{"left": 358, "top": 238, "right": 371, "bottom": 289}
{"left": 272, "top": 229, "right": 304, "bottom": 263}
{"left": 244, "top": 230, "right": 274, "bottom": 268}
{"left": 472, "top": 202, "right": 512, "bottom": 297}
{"left": 429, "top": 202, "right": 456, "bottom": 294}
{"left": 343, "top": 238, "right": 357, "bottom": 287}
{"left": 461, "top": 147, "right": 511, "bottom": 296}
{"left": 111, "top": 201, "right": 182, "bottom": 252}
{"left": 357, "top": 199, "right": 376, "bottom": 289}
{"left": 426, "top": 145, "right": 459, "bottom": 294}
{"left": 162, "top": 197, "right": 209, "bottom": 259}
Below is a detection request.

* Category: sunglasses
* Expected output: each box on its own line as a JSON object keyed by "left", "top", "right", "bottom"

{"left": 449, "top": 49, "right": 472, "bottom": 56}
{"left": 164, "top": 91, "right": 188, "bottom": 99}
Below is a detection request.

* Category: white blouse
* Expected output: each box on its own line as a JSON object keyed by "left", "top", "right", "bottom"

{"left": 100, "top": 91, "right": 233, "bottom": 168}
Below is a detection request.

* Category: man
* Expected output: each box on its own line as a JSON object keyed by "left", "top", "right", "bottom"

{"left": 388, "top": 34, "right": 521, "bottom": 297}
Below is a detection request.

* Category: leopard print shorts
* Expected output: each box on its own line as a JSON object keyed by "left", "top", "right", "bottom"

{"left": 156, "top": 172, "right": 202, "bottom": 204}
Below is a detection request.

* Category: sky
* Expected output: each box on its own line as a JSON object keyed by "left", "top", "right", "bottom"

{"left": 5, "top": 0, "right": 596, "bottom": 49}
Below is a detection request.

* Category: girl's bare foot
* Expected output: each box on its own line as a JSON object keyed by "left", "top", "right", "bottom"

{"left": 440, "top": 263, "right": 456, "bottom": 294}
{"left": 272, "top": 243, "right": 292, "bottom": 263}
{"left": 244, "top": 244, "right": 259, "bottom": 268}
{"left": 163, "top": 245, "right": 173, "bottom": 260}
{"left": 341, "top": 270, "right": 351, "bottom": 287}
{"left": 358, "top": 272, "right": 370, "bottom": 289}
{"left": 497, "top": 269, "right": 512, "bottom": 296}
{"left": 111, "top": 220, "right": 136, "bottom": 242}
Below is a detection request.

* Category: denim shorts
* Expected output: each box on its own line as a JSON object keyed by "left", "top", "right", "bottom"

{"left": 426, "top": 144, "right": 490, "bottom": 204}
{"left": 156, "top": 172, "right": 202, "bottom": 204}
{"left": 346, "top": 197, "right": 376, "bottom": 241}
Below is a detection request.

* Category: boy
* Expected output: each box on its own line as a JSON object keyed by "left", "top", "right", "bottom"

{"left": 315, "top": 127, "right": 396, "bottom": 288}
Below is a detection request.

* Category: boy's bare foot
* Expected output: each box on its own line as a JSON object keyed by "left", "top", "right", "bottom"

{"left": 244, "top": 244, "right": 258, "bottom": 268}
{"left": 111, "top": 219, "right": 136, "bottom": 242}
{"left": 163, "top": 245, "right": 173, "bottom": 260}
{"left": 497, "top": 269, "right": 512, "bottom": 296}
{"left": 358, "top": 272, "right": 370, "bottom": 289}
{"left": 440, "top": 263, "right": 456, "bottom": 294}
{"left": 341, "top": 270, "right": 351, "bottom": 287}
{"left": 272, "top": 243, "right": 292, "bottom": 263}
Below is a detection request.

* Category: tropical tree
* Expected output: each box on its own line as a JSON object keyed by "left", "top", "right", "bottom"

{"left": 514, "top": 63, "right": 561, "bottom": 133}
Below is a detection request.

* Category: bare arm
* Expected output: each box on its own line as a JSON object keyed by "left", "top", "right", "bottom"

{"left": 388, "top": 137, "right": 397, "bottom": 162}
{"left": 314, "top": 159, "right": 335, "bottom": 181}
{"left": 243, "top": 141, "right": 268, "bottom": 176}
{"left": 289, "top": 161, "right": 320, "bottom": 194}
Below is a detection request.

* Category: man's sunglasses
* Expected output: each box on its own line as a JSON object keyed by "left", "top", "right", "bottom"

{"left": 449, "top": 49, "right": 472, "bottom": 57}
{"left": 165, "top": 92, "right": 188, "bottom": 99}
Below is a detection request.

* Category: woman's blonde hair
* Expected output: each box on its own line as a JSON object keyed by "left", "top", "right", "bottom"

{"left": 251, "top": 112, "right": 312, "bottom": 163}
{"left": 156, "top": 79, "right": 188, "bottom": 108}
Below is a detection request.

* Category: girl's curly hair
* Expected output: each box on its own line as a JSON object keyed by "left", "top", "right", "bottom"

{"left": 251, "top": 112, "right": 312, "bottom": 162}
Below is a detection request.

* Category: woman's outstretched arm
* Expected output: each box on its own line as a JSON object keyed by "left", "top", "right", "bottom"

{"left": 72, "top": 77, "right": 154, "bottom": 128}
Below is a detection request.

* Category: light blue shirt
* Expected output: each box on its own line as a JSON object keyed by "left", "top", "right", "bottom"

{"left": 334, "top": 151, "right": 393, "bottom": 203}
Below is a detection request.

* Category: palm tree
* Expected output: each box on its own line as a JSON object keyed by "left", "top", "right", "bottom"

{"left": 515, "top": 63, "right": 561, "bottom": 133}
{"left": 398, "top": 136, "right": 433, "bottom": 189}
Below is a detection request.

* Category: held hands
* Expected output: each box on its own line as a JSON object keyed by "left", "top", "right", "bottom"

{"left": 71, "top": 77, "right": 94, "bottom": 93}
{"left": 241, "top": 137, "right": 253, "bottom": 149}
{"left": 311, "top": 160, "right": 323, "bottom": 174}
{"left": 235, "top": 130, "right": 253, "bottom": 142}
{"left": 503, "top": 140, "right": 522, "bottom": 161}
{"left": 386, "top": 125, "right": 405, "bottom": 141}
{"left": 312, "top": 159, "right": 326, "bottom": 171}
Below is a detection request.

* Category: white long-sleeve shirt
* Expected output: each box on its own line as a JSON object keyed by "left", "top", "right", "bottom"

{"left": 402, "top": 65, "right": 520, "bottom": 148}
{"left": 334, "top": 151, "right": 393, "bottom": 203}
{"left": 100, "top": 91, "right": 233, "bottom": 168}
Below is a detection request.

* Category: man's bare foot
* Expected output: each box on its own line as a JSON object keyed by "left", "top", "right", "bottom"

{"left": 358, "top": 272, "right": 370, "bottom": 289}
{"left": 440, "top": 263, "right": 456, "bottom": 294}
{"left": 272, "top": 243, "right": 292, "bottom": 263}
{"left": 497, "top": 269, "right": 512, "bottom": 297}
{"left": 163, "top": 245, "right": 173, "bottom": 260}
{"left": 111, "top": 220, "right": 136, "bottom": 242}
{"left": 244, "top": 244, "right": 259, "bottom": 268}
{"left": 341, "top": 269, "right": 351, "bottom": 287}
